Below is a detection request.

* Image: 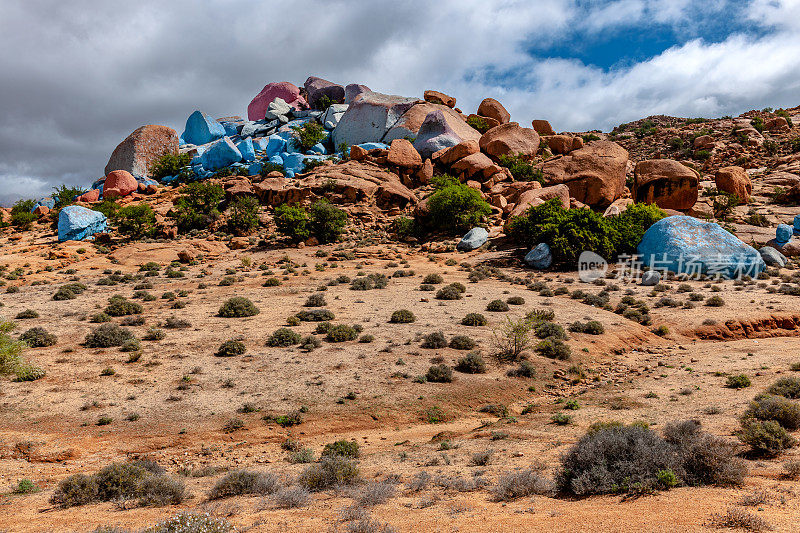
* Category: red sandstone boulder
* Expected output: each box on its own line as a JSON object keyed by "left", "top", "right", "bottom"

{"left": 435, "top": 140, "right": 480, "bottom": 165}
{"left": 715, "top": 166, "right": 752, "bottom": 203}
{"left": 477, "top": 98, "right": 510, "bottom": 124}
{"left": 479, "top": 123, "right": 540, "bottom": 160}
{"left": 531, "top": 120, "right": 555, "bottom": 135}
{"left": 633, "top": 159, "right": 699, "bottom": 210}
{"left": 387, "top": 139, "right": 422, "bottom": 168}
{"left": 508, "top": 184, "right": 570, "bottom": 218}
{"left": 424, "top": 90, "right": 456, "bottom": 108}
{"left": 547, "top": 135, "right": 576, "bottom": 155}
{"left": 77, "top": 189, "right": 101, "bottom": 203}
{"left": 541, "top": 141, "right": 628, "bottom": 208}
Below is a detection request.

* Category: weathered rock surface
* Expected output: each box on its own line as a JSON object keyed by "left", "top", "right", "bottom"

{"left": 541, "top": 141, "right": 628, "bottom": 208}
{"left": 633, "top": 159, "right": 699, "bottom": 210}
{"left": 105, "top": 125, "right": 178, "bottom": 178}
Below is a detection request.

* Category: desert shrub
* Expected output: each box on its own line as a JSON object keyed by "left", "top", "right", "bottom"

{"left": 85, "top": 324, "right": 134, "bottom": 348}
{"left": 218, "top": 297, "right": 259, "bottom": 317}
{"left": 767, "top": 377, "right": 800, "bottom": 399}
{"left": 498, "top": 153, "right": 544, "bottom": 183}
{"left": 309, "top": 200, "right": 347, "bottom": 243}
{"left": 120, "top": 338, "right": 141, "bottom": 352}
{"left": 466, "top": 115, "right": 490, "bottom": 133}
{"left": 662, "top": 420, "right": 746, "bottom": 486}
{"left": 20, "top": 327, "right": 57, "bottom": 347}
{"left": 15, "top": 309, "right": 39, "bottom": 319}
{"left": 143, "top": 327, "right": 165, "bottom": 341}
{"left": 296, "top": 309, "right": 335, "bottom": 322}
{"left": 226, "top": 196, "right": 259, "bottom": 236}
{"left": 421, "top": 179, "right": 492, "bottom": 233}
{"left": 726, "top": 374, "right": 751, "bottom": 389}
{"left": 426, "top": 364, "right": 453, "bottom": 383}
{"left": 534, "top": 321, "right": 566, "bottom": 340}
{"left": 435, "top": 285, "right": 462, "bottom": 300}
{"left": 291, "top": 121, "right": 326, "bottom": 151}
{"left": 421, "top": 331, "right": 447, "bottom": 349}
{"left": 50, "top": 474, "right": 98, "bottom": 508}
{"left": 568, "top": 320, "right": 605, "bottom": 334}
{"left": 455, "top": 351, "right": 486, "bottom": 373}
{"left": 267, "top": 328, "right": 302, "bottom": 347}
{"left": 274, "top": 203, "right": 310, "bottom": 241}
{"left": 326, "top": 324, "right": 358, "bottom": 342}
{"left": 216, "top": 340, "right": 246, "bottom": 357}
{"left": 163, "top": 316, "right": 190, "bottom": 329}
{"left": 535, "top": 338, "right": 571, "bottom": 360}
{"left": 493, "top": 316, "right": 534, "bottom": 360}
{"left": 208, "top": 470, "right": 278, "bottom": 500}
{"left": 172, "top": 182, "right": 224, "bottom": 233}
{"left": 272, "top": 486, "right": 310, "bottom": 509}
{"left": 423, "top": 273, "right": 443, "bottom": 284}
{"left": 354, "top": 481, "right": 396, "bottom": 507}
{"left": 507, "top": 360, "right": 536, "bottom": 377}
{"left": 492, "top": 469, "right": 553, "bottom": 501}
{"left": 743, "top": 394, "right": 800, "bottom": 430}
{"left": 105, "top": 296, "right": 142, "bottom": 317}
{"left": 13, "top": 478, "right": 39, "bottom": 494}
{"left": 53, "top": 283, "right": 87, "bottom": 300}
{"left": 51, "top": 184, "right": 86, "bottom": 208}
{"left": 486, "top": 299, "right": 509, "bottom": 312}
{"left": 322, "top": 440, "right": 360, "bottom": 458}
{"left": 449, "top": 335, "right": 476, "bottom": 350}
{"left": 507, "top": 199, "right": 666, "bottom": 267}
{"left": 706, "top": 295, "right": 725, "bottom": 307}
{"left": 304, "top": 293, "right": 327, "bottom": 307}
{"left": 263, "top": 277, "right": 282, "bottom": 287}
{"left": 350, "top": 273, "right": 388, "bottom": 291}
{"left": 10, "top": 199, "right": 37, "bottom": 229}
{"left": 737, "top": 419, "right": 796, "bottom": 456}
{"left": 708, "top": 507, "right": 772, "bottom": 532}
{"left": 112, "top": 204, "right": 156, "bottom": 240}
{"left": 506, "top": 296, "right": 525, "bottom": 305}
{"left": 462, "top": 313, "right": 487, "bottom": 326}
{"left": 390, "top": 309, "right": 416, "bottom": 323}
{"left": 137, "top": 475, "right": 186, "bottom": 507}
{"left": 298, "top": 456, "right": 359, "bottom": 491}
{"left": 150, "top": 152, "right": 192, "bottom": 181}
{"left": 94, "top": 462, "right": 149, "bottom": 501}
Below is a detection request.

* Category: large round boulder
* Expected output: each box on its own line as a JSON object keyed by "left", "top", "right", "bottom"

{"left": 541, "top": 141, "right": 628, "bottom": 208}
{"left": 332, "top": 91, "right": 420, "bottom": 148}
{"left": 58, "top": 206, "right": 107, "bottom": 242}
{"left": 715, "top": 166, "right": 751, "bottom": 203}
{"left": 103, "top": 170, "right": 138, "bottom": 199}
{"left": 633, "top": 159, "right": 699, "bottom": 210}
{"left": 479, "top": 122, "right": 540, "bottom": 161}
{"left": 637, "top": 216, "right": 765, "bottom": 279}
{"left": 477, "top": 98, "right": 510, "bottom": 124}
{"left": 247, "top": 82, "right": 307, "bottom": 121}
{"left": 304, "top": 76, "right": 345, "bottom": 108}
{"left": 105, "top": 125, "right": 178, "bottom": 178}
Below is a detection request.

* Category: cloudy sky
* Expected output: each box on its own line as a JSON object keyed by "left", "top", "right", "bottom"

{"left": 1, "top": 0, "right": 799, "bottom": 205}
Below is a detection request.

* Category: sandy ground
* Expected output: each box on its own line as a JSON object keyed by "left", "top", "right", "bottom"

{"left": 0, "top": 229, "right": 799, "bottom": 532}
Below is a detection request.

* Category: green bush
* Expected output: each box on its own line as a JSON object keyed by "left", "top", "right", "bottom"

{"left": 20, "top": 327, "right": 57, "bottom": 347}
{"left": 462, "top": 312, "right": 487, "bottom": 326}
{"left": 455, "top": 351, "right": 486, "bottom": 373}
{"left": 267, "top": 328, "right": 302, "bottom": 347}
{"left": 94, "top": 462, "right": 149, "bottom": 501}
{"left": 105, "top": 296, "right": 143, "bottom": 316}
{"left": 85, "top": 324, "right": 135, "bottom": 348}
{"left": 435, "top": 284, "right": 462, "bottom": 300}
{"left": 726, "top": 374, "right": 751, "bottom": 389}
{"left": 426, "top": 364, "right": 453, "bottom": 383}
{"left": 218, "top": 297, "right": 259, "bottom": 317}
{"left": 291, "top": 121, "right": 327, "bottom": 151}
{"left": 208, "top": 470, "right": 277, "bottom": 500}
{"left": 15, "top": 309, "right": 39, "bottom": 320}
{"left": 298, "top": 456, "right": 359, "bottom": 491}
{"left": 568, "top": 320, "right": 605, "bottom": 334}
{"left": 259, "top": 161, "right": 286, "bottom": 177}
{"left": 535, "top": 321, "right": 566, "bottom": 340}
{"left": 536, "top": 338, "right": 571, "bottom": 360}
{"left": 486, "top": 299, "right": 509, "bottom": 312}
{"left": 422, "top": 179, "right": 492, "bottom": 233}
{"left": 767, "top": 377, "right": 800, "bottom": 399}
{"left": 226, "top": 196, "right": 259, "bottom": 236}
{"left": 150, "top": 152, "right": 192, "bottom": 181}
{"left": 53, "top": 282, "right": 87, "bottom": 301}
{"left": 216, "top": 340, "right": 246, "bottom": 357}
{"left": 112, "top": 204, "right": 156, "bottom": 239}
{"left": 743, "top": 394, "right": 800, "bottom": 429}
{"left": 449, "top": 335, "right": 476, "bottom": 350}
{"left": 498, "top": 153, "right": 544, "bottom": 183}
{"left": 52, "top": 185, "right": 87, "bottom": 208}
{"left": 11, "top": 199, "right": 37, "bottom": 229}
{"left": 326, "top": 324, "right": 357, "bottom": 342}
{"left": 738, "top": 419, "right": 796, "bottom": 456}
{"left": 349, "top": 273, "right": 388, "bottom": 290}
{"left": 296, "top": 309, "right": 335, "bottom": 322}
{"left": 421, "top": 331, "right": 447, "bottom": 349}
{"left": 308, "top": 200, "right": 347, "bottom": 243}
{"left": 466, "top": 115, "right": 491, "bottom": 133}
{"left": 390, "top": 309, "right": 416, "bottom": 323}
{"left": 136, "top": 474, "right": 186, "bottom": 507}
{"left": 423, "top": 273, "right": 444, "bottom": 284}
{"left": 50, "top": 474, "right": 98, "bottom": 508}
{"left": 172, "top": 182, "right": 224, "bottom": 233}
{"left": 507, "top": 199, "right": 666, "bottom": 267}
{"left": 322, "top": 439, "right": 360, "bottom": 458}
{"left": 274, "top": 204, "right": 310, "bottom": 241}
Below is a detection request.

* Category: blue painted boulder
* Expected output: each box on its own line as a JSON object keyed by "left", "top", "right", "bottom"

{"left": 776, "top": 224, "right": 793, "bottom": 244}
{"left": 181, "top": 110, "right": 225, "bottom": 146}
{"left": 58, "top": 206, "right": 107, "bottom": 242}
{"left": 357, "top": 142, "right": 389, "bottom": 151}
{"left": 200, "top": 137, "right": 242, "bottom": 171}
{"left": 637, "top": 216, "right": 765, "bottom": 279}
{"left": 794, "top": 214, "right": 800, "bottom": 235}
{"left": 32, "top": 197, "right": 56, "bottom": 212}
{"left": 237, "top": 138, "right": 256, "bottom": 162}
{"left": 457, "top": 227, "right": 489, "bottom": 251}
{"left": 524, "top": 243, "right": 552, "bottom": 269}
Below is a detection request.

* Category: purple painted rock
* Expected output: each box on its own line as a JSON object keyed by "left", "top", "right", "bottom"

{"left": 304, "top": 76, "right": 345, "bottom": 108}
{"left": 344, "top": 84, "right": 371, "bottom": 103}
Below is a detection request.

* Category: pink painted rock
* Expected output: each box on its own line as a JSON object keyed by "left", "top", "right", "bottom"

{"left": 247, "top": 82, "right": 307, "bottom": 121}
{"left": 78, "top": 189, "right": 101, "bottom": 202}
{"left": 103, "top": 170, "right": 138, "bottom": 199}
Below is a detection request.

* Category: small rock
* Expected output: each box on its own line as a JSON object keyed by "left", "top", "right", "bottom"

{"left": 759, "top": 246, "right": 786, "bottom": 267}
{"left": 641, "top": 271, "right": 661, "bottom": 286}
{"left": 524, "top": 243, "right": 552, "bottom": 269}
{"left": 457, "top": 227, "right": 489, "bottom": 251}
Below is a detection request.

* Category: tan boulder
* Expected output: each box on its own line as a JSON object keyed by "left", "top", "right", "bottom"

{"left": 508, "top": 184, "right": 570, "bottom": 218}
{"left": 477, "top": 98, "right": 510, "bottom": 124}
{"left": 423, "top": 90, "right": 456, "bottom": 108}
{"left": 547, "top": 135, "right": 576, "bottom": 155}
{"left": 479, "top": 122, "right": 540, "bottom": 160}
{"left": 383, "top": 102, "right": 481, "bottom": 144}
{"left": 298, "top": 160, "right": 416, "bottom": 208}
{"left": 387, "top": 139, "right": 422, "bottom": 168}
{"left": 435, "top": 140, "right": 480, "bottom": 165}
{"left": 229, "top": 237, "right": 249, "bottom": 250}
{"left": 451, "top": 152, "right": 495, "bottom": 179}
{"left": 715, "top": 166, "right": 751, "bottom": 203}
{"left": 765, "top": 117, "right": 791, "bottom": 133}
{"left": 105, "top": 124, "right": 178, "bottom": 178}
{"left": 572, "top": 137, "right": 584, "bottom": 151}
{"left": 602, "top": 198, "right": 634, "bottom": 217}
{"left": 78, "top": 189, "right": 101, "bottom": 203}
{"left": 693, "top": 135, "right": 715, "bottom": 151}
{"left": 633, "top": 159, "right": 700, "bottom": 210}
{"left": 349, "top": 145, "right": 368, "bottom": 161}
{"left": 416, "top": 158, "right": 433, "bottom": 184}
{"left": 531, "top": 119, "right": 555, "bottom": 136}
{"left": 541, "top": 141, "right": 628, "bottom": 208}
